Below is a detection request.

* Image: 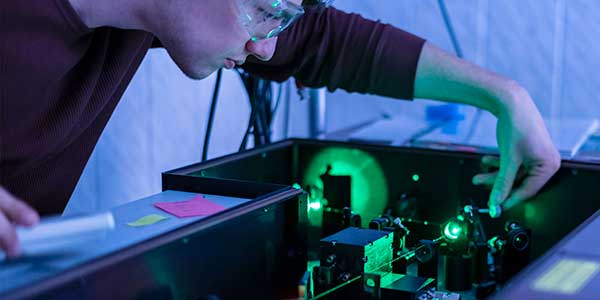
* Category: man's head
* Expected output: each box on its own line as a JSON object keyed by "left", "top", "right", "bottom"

{"left": 150, "top": 0, "right": 304, "bottom": 79}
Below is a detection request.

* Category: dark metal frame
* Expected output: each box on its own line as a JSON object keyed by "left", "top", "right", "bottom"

{"left": 4, "top": 173, "right": 306, "bottom": 300}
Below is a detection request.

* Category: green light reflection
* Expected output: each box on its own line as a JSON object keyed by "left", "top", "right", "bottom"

{"left": 302, "top": 147, "right": 388, "bottom": 227}
{"left": 443, "top": 221, "right": 463, "bottom": 240}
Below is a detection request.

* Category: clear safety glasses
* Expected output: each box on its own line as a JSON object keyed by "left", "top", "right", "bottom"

{"left": 236, "top": 0, "right": 305, "bottom": 41}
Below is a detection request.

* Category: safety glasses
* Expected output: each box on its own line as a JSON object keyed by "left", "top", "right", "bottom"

{"left": 236, "top": 0, "right": 305, "bottom": 41}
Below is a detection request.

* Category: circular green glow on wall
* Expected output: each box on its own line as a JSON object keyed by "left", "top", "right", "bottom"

{"left": 302, "top": 147, "right": 388, "bottom": 227}
{"left": 412, "top": 174, "right": 420, "bottom": 182}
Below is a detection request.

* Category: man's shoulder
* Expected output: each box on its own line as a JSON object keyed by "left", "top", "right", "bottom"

{"left": 2, "top": 0, "right": 91, "bottom": 37}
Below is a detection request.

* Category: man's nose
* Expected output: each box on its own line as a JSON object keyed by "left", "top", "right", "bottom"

{"left": 245, "top": 37, "right": 278, "bottom": 61}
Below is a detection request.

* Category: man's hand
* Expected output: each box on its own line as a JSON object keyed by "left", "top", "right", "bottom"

{"left": 414, "top": 42, "right": 560, "bottom": 214}
{"left": 472, "top": 87, "right": 561, "bottom": 213}
{"left": 0, "top": 186, "right": 39, "bottom": 257}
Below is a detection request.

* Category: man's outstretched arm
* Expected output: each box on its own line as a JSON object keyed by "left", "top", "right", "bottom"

{"left": 414, "top": 42, "right": 560, "bottom": 213}
{"left": 244, "top": 6, "right": 560, "bottom": 213}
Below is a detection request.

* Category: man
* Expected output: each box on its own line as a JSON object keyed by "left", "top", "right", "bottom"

{"left": 0, "top": 0, "right": 559, "bottom": 257}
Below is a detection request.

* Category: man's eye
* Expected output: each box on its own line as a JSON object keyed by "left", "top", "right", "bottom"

{"left": 255, "top": 6, "right": 279, "bottom": 20}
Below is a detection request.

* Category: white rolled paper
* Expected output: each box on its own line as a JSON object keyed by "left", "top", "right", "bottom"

{"left": 14, "top": 212, "right": 115, "bottom": 255}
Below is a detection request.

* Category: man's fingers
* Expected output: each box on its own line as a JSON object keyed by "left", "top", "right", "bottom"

{"left": 0, "top": 214, "right": 20, "bottom": 258}
{"left": 473, "top": 171, "right": 498, "bottom": 186}
{"left": 503, "top": 165, "right": 557, "bottom": 210}
{"left": 9, "top": 201, "right": 39, "bottom": 226}
{"left": 475, "top": 166, "right": 530, "bottom": 187}
{"left": 489, "top": 156, "right": 521, "bottom": 207}
{"left": 481, "top": 155, "right": 500, "bottom": 168}
{"left": 0, "top": 188, "right": 39, "bottom": 226}
{"left": 503, "top": 178, "right": 544, "bottom": 210}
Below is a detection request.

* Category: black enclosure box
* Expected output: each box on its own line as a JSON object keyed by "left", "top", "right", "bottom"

{"left": 163, "top": 138, "right": 600, "bottom": 260}
{"left": 3, "top": 174, "right": 307, "bottom": 300}
{"left": 7, "top": 138, "right": 598, "bottom": 300}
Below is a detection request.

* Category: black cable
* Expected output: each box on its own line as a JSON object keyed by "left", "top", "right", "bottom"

{"left": 256, "top": 79, "right": 272, "bottom": 144}
{"left": 271, "top": 82, "right": 284, "bottom": 115}
{"left": 201, "top": 68, "right": 223, "bottom": 162}
{"left": 240, "top": 86, "right": 260, "bottom": 151}
{"left": 235, "top": 69, "right": 253, "bottom": 150}
{"left": 268, "top": 83, "right": 285, "bottom": 135}
{"left": 252, "top": 79, "right": 265, "bottom": 146}
{"left": 239, "top": 74, "right": 258, "bottom": 151}
{"left": 283, "top": 81, "right": 291, "bottom": 138}
{"left": 235, "top": 69, "right": 278, "bottom": 151}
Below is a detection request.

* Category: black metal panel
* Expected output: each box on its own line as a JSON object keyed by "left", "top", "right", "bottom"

{"left": 165, "top": 142, "right": 295, "bottom": 185}
{"left": 4, "top": 187, "right": 307, "bottom": 300}
{"left": 162, "top": 174, "right": 291, "bottom": 199}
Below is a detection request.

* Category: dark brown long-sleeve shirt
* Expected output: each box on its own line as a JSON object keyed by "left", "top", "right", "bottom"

{"left": 0, "top": 0, "right": 425, "bottom": 215}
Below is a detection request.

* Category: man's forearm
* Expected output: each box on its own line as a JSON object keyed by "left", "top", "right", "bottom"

{"left": 414, "top": 42, "right": 528, "bottom": 116}
{"left": 414, "top": 42, "right": 560, "bottom": 214}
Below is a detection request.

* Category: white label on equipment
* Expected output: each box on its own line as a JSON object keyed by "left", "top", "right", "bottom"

{"left": 532, "top": 258, "right": 600, "bottom": 294}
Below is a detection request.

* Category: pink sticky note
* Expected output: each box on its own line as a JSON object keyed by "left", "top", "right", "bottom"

{"left": 154, "top": 195, "right": 226, "bottom": 218}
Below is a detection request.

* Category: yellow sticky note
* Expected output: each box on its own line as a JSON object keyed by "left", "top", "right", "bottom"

{"left": 127, "top": 214, "right": 168, "bottom": 227}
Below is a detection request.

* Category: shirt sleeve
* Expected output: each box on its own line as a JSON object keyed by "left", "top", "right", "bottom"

{"left": 241, "top": 6, "right": 426, "bottom": 100}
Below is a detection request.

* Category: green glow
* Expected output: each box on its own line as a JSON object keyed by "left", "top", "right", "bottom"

{"left": 457, "top": 215, "right": 465, "bottom": 221}
{"left": 302, "top": 147, "right": 388, "bottom": 227}
{"left": 412, "top": 174, "right": 420, "bottom": 182}
{"left": 272, "top": 0, "right": 281, "bottom": 7}
{"left": 525, "top": 203, "right": 537, "bottom": 219}
{"left": 366, "top": 278, "right": 376, "bottom": 287}
{"left": 307, "top": 259, "right": 321, "bottom": 273}
{"left": 489, "top": 205, "right": 501, "bottom": 218}
{"left": 292, "top": 183, "right": 302, "bottom": 189}
{"left": 444, "top": 221, "right": 463, "bottom": 240}
{"left": 146, "top": 253, "right": 176, "bottom": 292}
{"left": 423, "top": 221, "right": 428, "bottom": 226}
{"left": 309, "top": 201, "right": 322, "bottom": 210}
{"left": 488, "top": 236, "right": 498, "bottom": 249}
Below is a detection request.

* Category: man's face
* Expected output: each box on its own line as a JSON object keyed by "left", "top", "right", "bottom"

{"left": 157, "top": 0, "right": 301, "bottom": 79}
